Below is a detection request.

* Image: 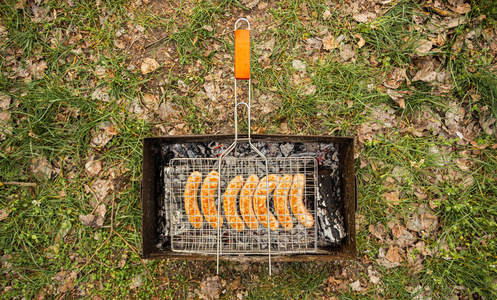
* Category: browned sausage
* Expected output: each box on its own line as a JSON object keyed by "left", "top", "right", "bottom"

{"left": 200, "top": 170, "right": 223, "bottom": 229}
{"left": 239, "top": 174, "right": 260, "bottom": 230}
{"left": 290, "top": 173, "right": 314, "bottom": 228}
{"left": 223, "top": 175, "right": 245, "bottom": 232}
{"left": 274, "top": 174, "right": 293, "bottom": 231}
{"left": 253, "top": 174, "right": 280, "bottom": 231}
{"left": 184, "top": 171, "right": 203, "bottom": 228}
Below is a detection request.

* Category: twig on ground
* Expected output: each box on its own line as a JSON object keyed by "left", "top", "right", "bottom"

{"left": 0, "top": 181, "right": 37, "bottom": 187}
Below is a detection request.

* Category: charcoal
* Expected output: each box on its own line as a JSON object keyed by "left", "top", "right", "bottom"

{"left": 160, "top": 139, "right": 345, "bottom": 252}
{"left": 280, "top": 143, "right": 294, "bottom": 157}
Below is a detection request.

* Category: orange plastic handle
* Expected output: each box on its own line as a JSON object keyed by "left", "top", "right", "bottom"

{"left": 235, "top": 29, "right": 250, "bottom": 80}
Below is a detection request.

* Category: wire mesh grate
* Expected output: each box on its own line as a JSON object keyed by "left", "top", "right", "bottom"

{"left": 167, "top": 156, "right": 318, "bottom": 255}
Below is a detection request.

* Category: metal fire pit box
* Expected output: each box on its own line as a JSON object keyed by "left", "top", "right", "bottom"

{"left": 141, "top": 134, "right": 356, "bottom": 263}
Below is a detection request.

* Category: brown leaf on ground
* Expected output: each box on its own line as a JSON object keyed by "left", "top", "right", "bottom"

{"left": 415, "top": 39, "right": 433, "bottom": 54}
{"left": 383, "top": 68, "right": 407, "bottom": 89}
{"left": 353, "top": 12, "right": 377, "bottom": 23}
{"left": 386, "top": 89, "right": 409, "bottom": 108}
{"left": 447, "top": 17, "right": 466, "bottom": 29}
{"left": 340, "top": 44, "right": 356, "bottom": 61}
{"left": 324, "top": 276, "right": 348, "bottom": 293}
{"left": 142, "top": 94, "right": 160, "bottom": 111}
{"left": 31, "top": 4, "right": 55, "bottom": 23}
{"left": 0, "top": 93, "right": 10, "bottom": 110}
{"left": 406, "top": 205, "right": 439, "bottom": 233}
{"left": 78, "top": 204, "right": 106, "bottom": 227}
{"left": 384, "top": 191, "right": 400, "bottom": 206}
{"left": 445, "top": 101, "right": 465, "bottom": 132}
{"left": 388, "top": 222, "right": 416, "bottom": 248}
{"left": 350, "top": 280, "right": 363, "bottom": 292}
{"left": 86, "top": 179, "right": 113, "bottom": 203}
{"left": 0, "top": 110, "right": 12, "bottom": 140}
{"left": 0, "top": 208, "right": 11, "bottom": 221}
{"left": 90, "top": 122, "right": 117, "bottom": 148}
{"left": 378, "top": 247, "right": 401, "bottom": 268}
{"left": 408, "top": 106, "right": 443, "bottom": 137}
{"left": 53, "top": 270, "right": 77, "bottom": 293}
{"left": 31, "top": 156, "right": 52, "bottom": 180}
{"left": 385, "top": 246, "right": 403, "bottom": 262}
{"left": 198, "top": 275, "right": 226, "bottom": 300}
{"left": 323, "top": 9, "right": 331, "bottom": 20}
{"left": 85, "top": 160, "right": 102, "bottom": 176}
{"left": 354, "top": 33, "right": 365, "bottom": 48}
{"left": 452, "top": 3, "right": 471, "bottom": 14}
{"left": 91, "top": 87, "right": 112, "bottom": 102}
{"left": 141, "top": 58, "right": 160, "bottom": 75}
{"left": 305, "top": 37, "right": 322, "bottom": 51}
{"left": 367, "top": 266, "right": 381, "bottom": 284}
{"left": 157, "top": 101, "right": 178, "bottom": 120}
{"left": 369, "top": 223, "right": 386, "bottom": 241}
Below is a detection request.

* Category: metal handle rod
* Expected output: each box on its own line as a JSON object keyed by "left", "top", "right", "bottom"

{"left": 216, "top": 18, "right": 272, "bottom": 276}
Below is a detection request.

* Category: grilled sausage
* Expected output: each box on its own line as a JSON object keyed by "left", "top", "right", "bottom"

{"left": 184, "top": 171, "right": 203, "bottom": 229}
{"left": 200, "top": 170, "right": 223, "bottom": 229}
{"left": 274, "top": 174, "right": 293, "bottom": 231}
{"left": 239, "top": 174, "right": 260, "bottom": 230}
{"left": 290, "top": 173, "right": 314, "bottom": 228}
{"left": 223, "top": 175, "right": 245, "bottom": 232}
{"left": 254, "top": 174, "right": 280, "bottom": 231}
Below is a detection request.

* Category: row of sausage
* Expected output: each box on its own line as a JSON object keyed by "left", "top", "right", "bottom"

{"left": 183, "top": 171, "right": 314, "bottom": 231}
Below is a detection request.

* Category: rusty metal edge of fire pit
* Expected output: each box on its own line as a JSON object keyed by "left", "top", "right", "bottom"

{"left": 141, "top": 134, "right": 356, "bottom": 262}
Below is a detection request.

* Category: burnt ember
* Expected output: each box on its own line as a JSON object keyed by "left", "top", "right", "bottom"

{"left": 156, "top": 140, "right": 345, "bottom": 252}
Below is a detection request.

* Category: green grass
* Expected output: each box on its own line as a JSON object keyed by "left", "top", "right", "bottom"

{"left": 1, "top": 0, "right": 497, "bottom": 298}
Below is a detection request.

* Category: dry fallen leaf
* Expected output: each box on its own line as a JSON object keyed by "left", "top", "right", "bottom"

{"left": 445, "top": 101, "right": 465, "bottom": 132}
{"left": 350, "top": 280, "right": 363, "bottom": 292}
{"left": 369, "top": 223, "right": 386, "bottom": 241}
{"left": 142, "top": 93, "right": 160, "bottom": 110}
{"left": 53, "top": 270, "right": 78, "bottom": 294}
{"left": 353, "top": 12, "right": 377, "bottom": 23}
{"left": 0, "top": 93, "right": 11, "bottom": 110}
{"left": 378, "top": 247, "right": 401, "bottom": 268}
{"left": 384, "top": 191, "right": 400, "bottom": 206}
{"left": 141, "top": 58, "right": 160, "bottom": 75}
{"left": 387, "top": 89, "right": 406, "bottom": 108}
{"left": 292, "top": 60, "right": 306, "bottom": 71}
{"left": 90, "top": 122, "right": 118, "bottom": 148}
{"left": 406, "top": 205, "right": 438, "bottom": 233}
{"left": 453, "top": 3, "right": 471, "bottom": 14}
{"left": 412, "top": 68, "right": 437, "bottom": 82}
{"left": 340, "top": 44, "right": 355, "bottom": 61}
{"left": 322, "top": 35, "right": 338, "bottom": 51}
{"left": 91, "top": 87, "right": 112, "bottom": 102}
{"left": 85, "top": 160, "right": 102, "bottom": 176}
{"left": 415, "top": 39, "right": 433, "bottom": 54}
{"left": 203, "top": 81, "right": 218, "bottom": 101}
{"left": 354, "top": 33, "right": 365, "bottom": 48}
{"left": 199, "top": 276, "right": 226, "bottom": 300}
{"left": 389, "top": 222, "right": 416, "bottom": 247}
{"left": 447, "top": 17, "right": 466, "bottom": 29}
{"left": 323, "top": 9, "right": 331, "bottom": 20}
{"left": 86, "top": 179, "right": 113, "bottom": 202}
{"left": 385, "top": 246, "right": 403, "bottom": 263}
{"left": 383, "top": 68, "right": 407, "bottom": 89}
{"left": 0, "top": 208, "right": 11, "bottom": 221}
{"left": 367, "top": 266, "right": 381, "bottom": 284}
{"left": 157, "top": 101, "right": 178, "bottom": 120}
{"left": 30, "top": 156, "right": 52, "bottom": 180}
{"left": 0, "top": 111, "right": 12, "bottom": 140}
{"left": 78, "top": 204, "right": 106, "bottom": 227}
